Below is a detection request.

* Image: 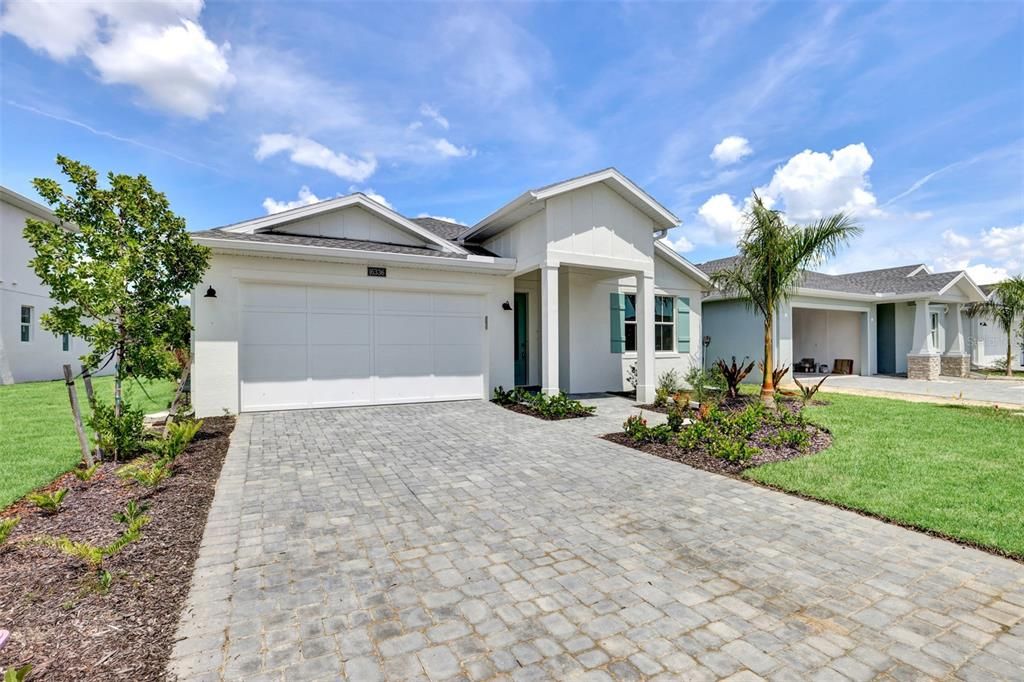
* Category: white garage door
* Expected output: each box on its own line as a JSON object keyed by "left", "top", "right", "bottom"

{"left": 239, "top": 283, "right": 485, "bottom": 411}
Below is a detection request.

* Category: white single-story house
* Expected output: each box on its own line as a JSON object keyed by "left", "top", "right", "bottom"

{"left": 699, "top": 259, "right": 988, "bottom": 382}
{"left": 0, "top": 186, "right": 112, "bottom": 384}
{"left": 190, "top": 168, "right": 711, "bottom": 417}
{"left": 968, "top": 284, "right": 1024, "bottom": 370}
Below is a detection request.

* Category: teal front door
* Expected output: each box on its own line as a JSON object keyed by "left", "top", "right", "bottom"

{"left": 514, "top": 292, "right": 528, "bottom": 386}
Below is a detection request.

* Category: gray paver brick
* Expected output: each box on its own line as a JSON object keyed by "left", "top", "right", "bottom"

{"left": 167, "top": 398, "right": 1024, "bottom": 681}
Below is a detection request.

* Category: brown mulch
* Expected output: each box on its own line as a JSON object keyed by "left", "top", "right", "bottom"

{"left": 0, "top": 416, "right": 235, "bottom": 681}
{"left": 496, "top": 402, "right": 593, "bottom": 421}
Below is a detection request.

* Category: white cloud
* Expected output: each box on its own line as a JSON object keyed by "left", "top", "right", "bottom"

{"left": 433, "top": 138, "right": 473, "bottom": 159}
{"left": 349, "top": 186, "right": 393, "bottom": 210}
{"left": 262, "top": 186, "right": 323, "bottom": 214}
{"left": 710, "top": 136, "right": 752, "bottom": 165}
{"left": 417, "top": 213, "right": 466, "bottom": 225}
{"left": 980, "top": 225, "right": 1024, "bottom": 267}
{"left": 760, "top": 143, "right": 879, "bottom": 221}
{"left": 942, "top": 229, "right": 971, "bottom": 249}
{"left": 965, "top": 263, "right": 1010, "bottom": 285}
{"left": 256, "top": 133, "right": 377, "bottom": 182}
{"left": 0, "top": 0, "right": 233, "bottom": 119}
{"left": 697, "top": 193, "right": 748, "bottom": 243}
{"left": 419, "top": 104, "right": 449, "bottom": 130}
{"left": 660, "top": 229, "right": 695, "bottom": 254}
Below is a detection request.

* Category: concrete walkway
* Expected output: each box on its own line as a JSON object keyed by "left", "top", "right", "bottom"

{"left": 169, "top": 396, "right": 1024, "bottom": 681}
{"left": 810, "top": 373, "right": 1024, "bottom": 406}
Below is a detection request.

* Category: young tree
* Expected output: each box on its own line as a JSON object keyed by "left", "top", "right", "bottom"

{"left": 965, "top": 275, "right": 1024, "bottom": 376}
{"left": 709, "top": 194, "right": 861, "bottom": 405}
{"left": 24, "top": 156, "right": 210, "bottom": 441}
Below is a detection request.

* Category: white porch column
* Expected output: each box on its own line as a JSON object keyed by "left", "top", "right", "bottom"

{"left": 540, "top": 264, "right": 559, "bottom": 395}
{"left": 636, "top": 273, "right": 656, "bottom": 404}
{"left": 908, "top": 298, "right": 940, "bottom": 380}
{"left": 941, "top": 302, "right": 970, "bottom": 377}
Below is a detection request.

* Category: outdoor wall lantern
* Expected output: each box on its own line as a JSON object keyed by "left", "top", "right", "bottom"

{"left": 501, "top": 300, "right": 512, "bottom": 311}
{"left": 204, "top": 286, "right": 217, "bottom": 298}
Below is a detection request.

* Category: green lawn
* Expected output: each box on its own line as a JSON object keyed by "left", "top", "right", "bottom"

{"left": 746, "top": 393, "right": 1024, "bottom": 558}
{"left": 0, "top": 376, "right": 175, "bottom": 509}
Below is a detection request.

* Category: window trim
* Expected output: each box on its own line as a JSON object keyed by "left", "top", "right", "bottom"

{"left": 930, "top": 311, "right": 940, "bottom": 349}
{"left": 623, "top": 294, "right": 675, "bottom": 353}
{"left": 20, "top": 306, "right": 33, "bottom": 343}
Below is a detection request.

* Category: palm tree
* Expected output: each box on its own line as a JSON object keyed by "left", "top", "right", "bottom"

{"left": 709, "top": 194, "right": 862, "bottom": 405}
{"left": 965, "top": 275, "right": 1024, "bottom": 376}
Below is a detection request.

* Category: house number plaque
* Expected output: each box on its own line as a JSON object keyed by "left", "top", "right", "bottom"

{"left": 367, "top": 267, "right": 387, "bottom": 277}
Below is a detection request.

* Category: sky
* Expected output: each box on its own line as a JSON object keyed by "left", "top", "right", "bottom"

{"left": 1, "top": 0, "right": 1022, "bottom": 283}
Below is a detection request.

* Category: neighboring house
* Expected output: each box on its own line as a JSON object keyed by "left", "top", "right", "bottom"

{"left": 699, "top": 259, "right": 988, "bottom": 382}
{"left": 968, "top": 284, "right": 1024, "bottom": 370}
{"left": 190, "top": 168, "right": 710, "bottom": 416}
{"left": 0, "top": 187, "right": 111, "bottom": 384}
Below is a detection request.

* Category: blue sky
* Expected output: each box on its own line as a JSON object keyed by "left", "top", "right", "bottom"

{"left": 1, "top": 0, "right": 1022, "bottom": 282}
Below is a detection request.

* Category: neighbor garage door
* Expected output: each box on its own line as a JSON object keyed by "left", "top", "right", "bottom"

{"left": 239, "top": 283, "right": 485, "bottom": 411}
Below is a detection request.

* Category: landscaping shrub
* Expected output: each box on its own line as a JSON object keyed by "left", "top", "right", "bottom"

{"left": 144, "top": 419, "right": 203, "bottom": 463}
{"left": 684, "top": 366, "right": 727, "bottom": 406}
{"left": 714, "top": 357, "right": 755, "bottom": 399}
{"left": 0, "top": 516, "right": 20, "bottom": 546}
{"left": 666, "top": 402, "right": 688, "bottom": 432}
{"left": 657, "top": 368, "right": 681, "bottom": 395}
{"left": 117, "top": 458, "right": 173, "bottom": 489}
{"left": 769, "top": 427, "right": 811, "bottom": 452}
{"left": 26, "top": 488, "right": 67, "bottom": 515}
{"left": 626, "top": 362, "right": 638, "bottom": 391}
{"left": 72, "top": 463, "right": 100, "bottom": 482}
{"left": 793, "top": 375, "right": 828, "bottom": 404}
{"left": 653, "top": 386, "right": 671, "bottom": 407}
{"left": 494, "top": 388, "right": 594, "bottom": 419}
{"left": 623, "top": 414, "right": 650, "bottom": 441}
{"left": 492, "top": 386, "right": 516, "bottom": 405}
{"left": 88, "top": 400, "right": 146, "bottom": 460}
{"left": 708, "top": 435, "right": 758, "bottom": 463}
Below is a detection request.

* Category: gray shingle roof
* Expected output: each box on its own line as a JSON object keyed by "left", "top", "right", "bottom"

{"left": 410, "top": 216, "right": 469, "bottom": 241}
{"left": 191, "top": 229, "right": 469, "bottom": 259}
{"left": 697, "top": 258, "right": 964, "bottom": 297}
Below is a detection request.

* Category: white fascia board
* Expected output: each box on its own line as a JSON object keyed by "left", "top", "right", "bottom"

{"left": 938, "top": 272, "right": 987, "bottom": 301}
{"left": 217, "top": 193, "right": 468, "bottom": 255}
{"left": 906, "top": 264, "right": 931, "bottom": 277}
{"left": 532, "top": 168, "right": 679, "bottom": 229}
{"left": 194, "top": 236, "right": 515, "bottom": 273}
{"left": 462, "top": 168, "right": 679, "bottom": 242}
{"left": 654, "top": 241, "right": 711, "bottom": 286}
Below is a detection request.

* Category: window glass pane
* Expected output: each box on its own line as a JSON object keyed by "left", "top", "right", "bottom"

{"left": 62, "top": 333, "right": 70, "bottom": 351}
{"left": 655, "top": 324, "right": 673, "bottom": 352}
{"left": 625, "top": 323, "right": 637, "bottom": 352}
{"left": 21, "top": 326, "right": 29, "bottom": 342}
{"left": 624, "top": 294, "right": 636, "bottom": 322}
{"left": 21, "top": 306, "right": 31, "bottom": 324}
{"left": 655, "top": 296, "right": 673, "bottom": 323}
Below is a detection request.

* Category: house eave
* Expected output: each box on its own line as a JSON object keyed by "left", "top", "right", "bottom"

{"left": 654, "top": 241, "right": 711, "bottom": 286}
{"left": 194, "top": 236, "right": 516, "bottom": 273}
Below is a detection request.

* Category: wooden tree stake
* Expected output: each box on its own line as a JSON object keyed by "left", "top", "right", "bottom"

{"left": 81, "top": 366, "right": 103, "bottom": 461}
{"left": 63, "top": 364, "right": 94, "bottom": 468}
{"left": 162, "top": 365, "right": 191, "bottom": 437}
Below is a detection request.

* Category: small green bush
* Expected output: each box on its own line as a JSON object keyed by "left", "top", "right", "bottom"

{"left": 492, "top": 386, "right": 516, "bottom": 405}
{"left": 769, "top": 427, "right": 811, "bottom": 451}
{"left": 709, "top": 435, "right": 758, "bottom": 463}
{"left": 528, "top": 392, "right": 595, "bottom": 419}
{"left": 88, "top": 401, "right": 146, "bottom": 459}
{"left": 0, "top": 516, "right": 20, "bottom": 545}
{"left": 684, "top": 366, "right": 727, "bottom": 406}
{"left": 666, "top": 404, "right": 688, "bottom": 432}
{"left": 27, "top": 488, "right": 68, "bottom": 514}
{"left": 657, "top": 368, "right": 682, "bottom": 394}
{"left": 117, "top": 457, "right": 172, "bottom": 488}
{"left": 72, "top": 463, "right": 100, "bottom": 482}
{"left": 144, "top": 418, "right": 203, "bottom": 462}
{"left": 653, "top": 386, "right": 671, "bottom": 408}
{"left": 4, "top": 664, "right": 32, "bottom": 682}
{"left": 623, "top": 414, "right": 650, "bottom": 441}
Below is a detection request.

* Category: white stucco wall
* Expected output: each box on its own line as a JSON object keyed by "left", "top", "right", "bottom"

{"left": 970, "top": 314, "right": 1024, "bottom": 369}
{"left": 546, "top": 183, "right": 655, "bottom": 268}
{"left": 192, "top": 251, "right": 514, "bottom": 417}
{"left": 275, "top": 205, "right": 422, "bottom": 245}
{"left": 0, "top": 196, "right": 111, "bottom": 383}
{"left": 792, "top": 308, "right": 863, "bottom": 373}
{"left": 484, "top": 210, "right": 546, "bottom": 264}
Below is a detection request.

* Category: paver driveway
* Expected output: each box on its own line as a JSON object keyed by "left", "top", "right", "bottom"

{"left": 170, "top": 396, "right": 1024, "bottom": 681}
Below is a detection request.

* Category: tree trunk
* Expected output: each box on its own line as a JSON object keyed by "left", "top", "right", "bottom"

{"left": 1008, "top": 331, "right": 1014, "bottom": 377}
{"left": 761, "top": 313, "right": 776, "bottom": 406}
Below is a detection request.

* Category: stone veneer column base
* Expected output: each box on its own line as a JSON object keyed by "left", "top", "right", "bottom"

{"left": 940, "top": 354, "right": 971, "bottom": 378}
{"left": 907, "top": 354, "right": 941, "bottom": 380}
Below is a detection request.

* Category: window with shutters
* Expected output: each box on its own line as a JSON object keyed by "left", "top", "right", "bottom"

{"left": 623, "top": 294, "right": 674, "bottom": 352}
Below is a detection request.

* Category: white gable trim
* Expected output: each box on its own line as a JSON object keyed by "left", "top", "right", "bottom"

{"left": 938, "top": 271, "right": 987, "bottom": 300}
{"left": 654, "top": 241, "right": 711, "bottom": 286}
{"left": 219, "top": 193, "right": 467, "bottom": 255}
{"left": 462, "top": 168, "right": 679, "bottom": 242}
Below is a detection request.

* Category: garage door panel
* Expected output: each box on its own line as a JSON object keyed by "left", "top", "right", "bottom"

{"left": 309, "top": 312, "right": 371, "bottom": 345}
{"left": 242, "top": 283, "right": 306, "bottom": 309}
{"left": 434, "top": 316, "right": 480, "bottom": 345}
{"left": 307, "top": 286, "right": 369, "bottom": 312}
{"left": 242, "top": 311, "right": 306, "bottom": 345}
{"left": 375, "top": 290, "right": 431, "bottom": 314}
{"left": 239, "top": 285, "right": 484, "bottom": 411}
{"left": 376, "top": 314, "right": 431, "bottom": 345}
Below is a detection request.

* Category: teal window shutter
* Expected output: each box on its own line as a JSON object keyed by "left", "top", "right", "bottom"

{"left": 610, "top": 292, "right": 626, "bottom": 353}
{"left": 676, "top": 297, "right": 691, "bottom": 353}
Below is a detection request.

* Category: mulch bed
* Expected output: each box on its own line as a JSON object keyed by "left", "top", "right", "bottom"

{"left": 0, "top": 416, "right": 235, "bottom": 681}
{"left": 603, "top": 398, "right": 831, "bottom": 475}
{"left": 497, "top": 402, "right": 593, "bottom": 421}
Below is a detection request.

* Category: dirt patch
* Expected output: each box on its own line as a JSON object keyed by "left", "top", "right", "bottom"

{"left": 0, "top": 416, "right": 235, "bottom": 681}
